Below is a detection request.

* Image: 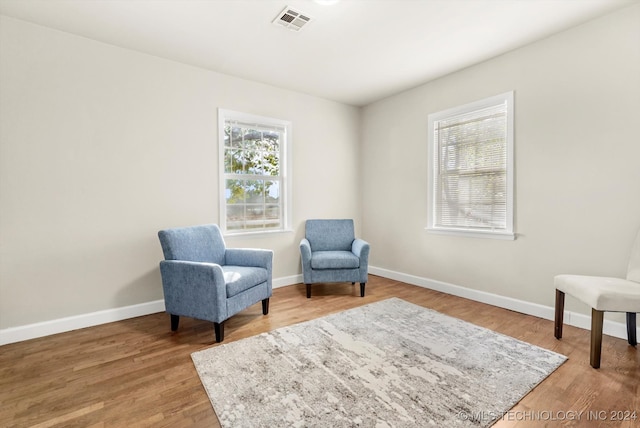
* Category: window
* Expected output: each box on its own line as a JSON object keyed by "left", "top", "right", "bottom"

{"left": 219, "top": 109, "right": 291, "bottom": 234}
{"left": 427, "top": 92, "right": 514, "bottom": 240}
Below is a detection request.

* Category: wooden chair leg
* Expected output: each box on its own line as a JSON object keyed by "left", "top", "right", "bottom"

{"left": 627, "top": 312, "right": 637, "bottom": 346}
{"left": 554, "top": 289, "right": 564, "bottom": 339}
{"left": 170, "top": 314, "right": 179, "bottom": 332}
{"left": 306, "top": 284, "right": 311, "bottom": 298}
{"left": 360, "top": 282, "right": 366, "bottom": 297}
{"left": 590, "top": 309, "right": 604, "bottom": 369}
{"left": 214, "top": 321, "right": 225, "bottom": 343}
{"left": 262, "top": 298, "right": 270, "bottom": 315}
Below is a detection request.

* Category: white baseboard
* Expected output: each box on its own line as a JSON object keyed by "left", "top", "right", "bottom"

{"left": 2, "top": 269, "right": 635, "bottom": 346}
{"left": 274, "top": 274, "right": 302, "bottom": 289}
{"left": 369, "top": 266, "right": 637, "bottom": 341}
{"left": 0, "top": 277, "right": 302, "bottom": 346}
{"left": 0, "top": 300, "right": 166, "bottom": 346}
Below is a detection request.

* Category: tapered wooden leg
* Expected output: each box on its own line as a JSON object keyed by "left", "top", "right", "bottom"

{"left": 306, "top": 284, "right": 311, "bottom": 298}
{"left": 627, "top": 312, "right": 637, "bottom": 346}
{"left": 554, "top": 290, "right": 565, "bottom": 339}
{"left": 170, "top": 314, "right": 179, "bottom": 332}
{"left": 360, "top": 282, "right": 366, "bottom": 297}
{"left": 214, "top": 321, "right": 225, "bottom": 343}
{"left": 590, "top": 309, "right": 604, "bottom": 369}
{"left": 262, "top": 298, "right": 270, "bottom": 315}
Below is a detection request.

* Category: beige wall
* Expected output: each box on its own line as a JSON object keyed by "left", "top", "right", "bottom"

{"left": 361, "top": 4, "right": 640, "bottom": 320}
{"left": 2, "top": 3, "right": 639, "bottom": 333}
{"left": 0, "top": 16, "right": 361, "bottom": 329}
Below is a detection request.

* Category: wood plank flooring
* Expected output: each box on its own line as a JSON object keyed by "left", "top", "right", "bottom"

{"left": 1, "top": 275, "right": 639, "bottom": 427}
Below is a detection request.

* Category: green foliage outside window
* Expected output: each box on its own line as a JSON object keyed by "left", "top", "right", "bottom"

{"left": 223, "top": 125, "right": 282, "bottom": 230}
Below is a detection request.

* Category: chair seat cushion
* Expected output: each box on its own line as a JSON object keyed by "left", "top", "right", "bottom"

{"left": 311, "top": 251, "right": 360, "bottom": 270}
{"left": 555, "top": 274, "right": 640, "bottom": 312}
{"left": 223, "top": 265, "right": 268, "bottom": 298}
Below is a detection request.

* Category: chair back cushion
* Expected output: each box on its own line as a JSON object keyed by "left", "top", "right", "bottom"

{"left": 627, "top": 227, "right": 640, "bottom": 283}
{"left": 158, "top": 224, "right": 226, "bottom": 265}
{"left": 305, "top": 219, "right": 355, "bottom": 252}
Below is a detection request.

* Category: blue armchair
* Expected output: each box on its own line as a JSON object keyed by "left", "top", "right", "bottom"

{"left": 158, "top": 224, "right": 273, "bottom": 342}
{"left": 300, "top": 219, "right": 370, "bottom": 298}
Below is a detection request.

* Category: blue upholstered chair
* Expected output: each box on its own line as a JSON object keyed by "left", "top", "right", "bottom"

{"left": 300, "top": 219, "right": 370, "bottom": 298}
{"left": 158, "top": 224, "right": 273, "bottom": 342}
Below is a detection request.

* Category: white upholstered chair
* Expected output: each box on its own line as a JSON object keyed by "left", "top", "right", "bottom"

{"left": 554, "top": 228, "right": 640, "bottom": 368}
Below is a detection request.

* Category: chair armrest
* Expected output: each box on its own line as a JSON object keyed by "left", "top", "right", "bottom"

{"left": 300, "top": 238, "right": 312, "bottom": 262}
{"left": 300, "top": 238, "right": 312, "bottom": 283}
{"left": 352, "top": 239, "right": 370, "bottom": 283}
{"left": 352, "top": 238, "right": 370, "bottom": 259}
{"left": 225, "top": 248, "right": 273, "bottom": 270}
{"left": 159, "top": 260, "right": 227, "bottom": 323}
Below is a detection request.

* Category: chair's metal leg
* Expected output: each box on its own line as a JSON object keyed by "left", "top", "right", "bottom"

{"left": 170, "top": 314, "right": 179, "bottom": 332}
{"left": 214, "top": 321, "right": 225, "bottom": 343}
{"left": 306, "top": 284, "right": 311, "bottom": 298}
{"left": 627, "top": 312, "right": 637, "bottom": 346}
{"left": 554, "top": 290, "right": 565, "bottom": 339}
{"left": 262, "top": 298, "right": 270, "bottom": 315}
{"left": 360, "top": 283, "right": 366, "bottom": 297}
{"left": 590, "top": 309, "right": 604, "bottom": 368}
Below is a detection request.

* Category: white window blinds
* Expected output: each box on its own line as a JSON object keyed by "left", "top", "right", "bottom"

{"left": 428, "top": 92, "right": 514, "bottom": 239}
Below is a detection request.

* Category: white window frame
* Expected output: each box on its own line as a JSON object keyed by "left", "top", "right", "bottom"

{"left": 427, "top": 91, "right": 515, "bottom": 240}
{"left": 218, "top": 109, "right": 292, "bottom": 235}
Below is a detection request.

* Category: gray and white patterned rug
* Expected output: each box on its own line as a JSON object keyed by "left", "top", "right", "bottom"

{"left": 191, "top": 298, "right": 566, "bottom": 427}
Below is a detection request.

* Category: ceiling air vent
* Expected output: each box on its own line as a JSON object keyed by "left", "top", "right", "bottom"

{"left": 273, "top": 7, "right": 312, "bottom": 32}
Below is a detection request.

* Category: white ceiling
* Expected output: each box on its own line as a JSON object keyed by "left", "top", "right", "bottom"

{"left": 0, "top": 0, "right": 636, "bottom": 106}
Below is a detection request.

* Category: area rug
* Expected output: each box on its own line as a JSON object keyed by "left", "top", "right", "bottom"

{"left": 191, "top": 297, "right": 566, "bottom": 427}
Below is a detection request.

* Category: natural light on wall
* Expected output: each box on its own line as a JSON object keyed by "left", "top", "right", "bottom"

{"left": 427, "top": 91, "right": 515, "bottom": 240}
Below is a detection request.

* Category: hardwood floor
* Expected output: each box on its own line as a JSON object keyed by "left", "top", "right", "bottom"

{"left": 1, "top": 275, "right": 639, "bottom": 427}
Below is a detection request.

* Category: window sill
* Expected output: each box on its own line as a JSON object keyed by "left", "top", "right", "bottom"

{"left": 224, "top": 228, "right": 294, "bottom": 238}
{"left": 425, "top": 227, "right": 516, "bottom": 240}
